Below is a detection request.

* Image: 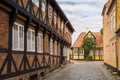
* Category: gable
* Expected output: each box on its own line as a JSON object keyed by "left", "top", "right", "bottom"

{"left": 84, "top": 31, "right": 96, "bottom": 40}
{"left": 72, "top": 31, "right": 103, "bottom": 48}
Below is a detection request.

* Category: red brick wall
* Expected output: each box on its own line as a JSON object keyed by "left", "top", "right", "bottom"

{"left": 0, "top": 10, "right": 9, "bottom": 49}
{"left": 44, "top": 33, "right": 49, "bottom": 53}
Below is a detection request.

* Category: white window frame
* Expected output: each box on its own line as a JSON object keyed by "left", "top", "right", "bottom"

{"left": 113, "top": 11, "right": 116, "bottom": 28}
{"left": 12, "top": 22, "right": 24, "bottom": 51}
{"left": 37, "top": 32, "right": 43, "bottom": 53}
{"left": 42, "top": 0, "right": 46, "bottom": 12}
{"left": 54, "top": 12, "right": 57, "bottom": 25}
{"left": 48, "top": 5, "right": 53, "bottom": 18}
{"left": 27, "top": 28, "right": 35, "bottom": 52}
{"left": 110, "top": 15, "right": 113, "bottom": 31}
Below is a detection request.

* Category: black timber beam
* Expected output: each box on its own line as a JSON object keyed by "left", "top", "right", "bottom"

{"left": 2, "top": 0, "right": 71, "bottom": 46}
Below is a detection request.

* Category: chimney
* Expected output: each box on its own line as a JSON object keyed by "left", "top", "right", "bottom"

{"left": 86, "top": 28, "right": 89, "bottom": 33}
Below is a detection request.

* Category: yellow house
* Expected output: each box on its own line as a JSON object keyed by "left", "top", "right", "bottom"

{"left": 102, "top": 0, "right": 120, "bottom": 74}
{"left": 116, "top": 0, "right": 120, "bottom": 74}
{"left": 71, "top": 30, "right": 103, "bottom": 61}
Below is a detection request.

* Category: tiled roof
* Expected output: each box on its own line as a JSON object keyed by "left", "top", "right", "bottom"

{"left": 72, "top": 32, "right": 103, "bottom": 48}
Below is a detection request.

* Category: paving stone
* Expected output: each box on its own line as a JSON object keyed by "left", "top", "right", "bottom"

{"left": 45, "top": 61, "right": 115, "bottom": 80}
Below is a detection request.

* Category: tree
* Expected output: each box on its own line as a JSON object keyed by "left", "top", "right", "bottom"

{"left": 100, "top": 28, "right": 103, "bottom": 35}
{"left": 82, "top": 37, "right": 96, "bottom": 60}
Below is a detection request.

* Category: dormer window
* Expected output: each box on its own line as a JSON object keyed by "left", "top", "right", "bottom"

{"left": 32, "top": 0, "right": 39, "bottom": 7}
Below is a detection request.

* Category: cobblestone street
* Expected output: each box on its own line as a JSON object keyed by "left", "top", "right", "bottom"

{"left": 45, "top": 61, "right": 115, "bottom": 80}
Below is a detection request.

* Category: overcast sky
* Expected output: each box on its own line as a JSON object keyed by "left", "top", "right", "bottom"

{"left": 57, "top": 0, "right": 108, "bottom": 45}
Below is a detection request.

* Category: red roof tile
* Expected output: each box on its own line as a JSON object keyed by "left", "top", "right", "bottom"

{"left": 72, "top": 32, "right": 103, "bottom": 48}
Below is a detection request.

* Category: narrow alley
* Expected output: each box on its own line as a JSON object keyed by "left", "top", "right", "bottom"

{"left": 45, "top": 61, "right": 115, "bottom": 80}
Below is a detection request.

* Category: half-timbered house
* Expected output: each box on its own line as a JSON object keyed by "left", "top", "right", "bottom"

{"left": 0, "top": 0, "right": 74, "bottom": 79}
{"left": 71, "top": 30, "right": 103, "bottom": 61}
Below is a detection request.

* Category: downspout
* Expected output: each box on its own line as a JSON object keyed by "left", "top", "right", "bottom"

{"left": 115, "top": 0, "right": 119, "bottom": 75}
{"left": 116, "top": 35, "right": 118, "bottom": 74}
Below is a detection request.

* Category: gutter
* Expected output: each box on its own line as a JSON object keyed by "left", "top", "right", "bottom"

{"left": 115, "top": 0, "right": 119, "bottom": 75}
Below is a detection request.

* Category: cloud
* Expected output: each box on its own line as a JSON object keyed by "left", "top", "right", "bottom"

{"left": 57, "top": 0, "right": 107, "bottom": 45}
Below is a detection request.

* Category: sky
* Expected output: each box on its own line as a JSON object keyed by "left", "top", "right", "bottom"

{"left": 57, "top": 0, "right": 108, "bottom": 45}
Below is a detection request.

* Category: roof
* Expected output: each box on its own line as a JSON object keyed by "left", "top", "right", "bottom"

{"left": 72, "top": 32, "right": 103, "bottom": 48}
{"left": 51, "top": 0, "right": 75, "bottom": 32}
{"left": 107, "top": 0, "right": 115, "bottom": 14}
{"left": 102, "top": 0, "right": 112, "bottom": 15}
{"left": 72, "top": 32, "right": 86, "bottom": 48}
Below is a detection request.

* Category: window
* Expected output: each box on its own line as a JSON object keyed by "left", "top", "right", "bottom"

{"left": 27, "top": 29, "right": 35, "bottom": 52}
{"left": 54, "top": 12, "right": 57, "bottom": 25}
{"left": 50, "top": 38, "right": 53, "bottom": 55}
{"left": 55, "top": 41, "right": 57, "bottom": 55}
{"left": 42, "top": 1, "right": 46, "bottom": 12}
{"left": 58, "top": 17, "right": 60, "bottom": 29}
{"left": 110, "top": 16, "right": 113, "bottom": 30}
{"left": 66, "top": 27, "right": 68, "bottom": 33}
{"left": 63, "top": 46, "right": 67, "bottom": 56}
{"left": 73, "top": 49, "right": 78, "bottom": 56}
{"left": 37, "top": 32, "right": 43, "bottom": 53}
{"left": 32, "top": 0, "right": 39, "bottom": 7}
{"left": 12, "top": 22, "right": 24, "bottom": 51}
{"left": 113, "top": 11, "right": 116, "bottom": 28}
{"left": 61, "top": 22, "right": 63, "bottom": 31}
{"left": 79, "top": 50, "right": 84, "bottom": 55}
{"left": 65, "top": 26, "right": 66, "bottom": 33}
{"left": 57, "top": 43, "right": 60, "bottom": 55}
{"left": 48, "top": 5, "right": 53, "bottom": 18}
{"left": 95, "top": 50, "right": 99, "bottom": 56}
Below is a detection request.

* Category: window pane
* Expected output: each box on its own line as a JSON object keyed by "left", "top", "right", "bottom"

{"left": 50, "top": 38, "right": 53, "bottom": 55}
{"left": 48, "top": 5, "right": 53, "bottom": 18}
{"left": 14, "top": 24, "right": 18, "bottom": 49}
{"left": 37, "top": 33, "right": 40, "bottom": 52}
{"left": 13, "top": 24, "right": 16, "bottom": 49}
{"left": 27, "top": 30, "right": 31, "bottom": 51}
{"left": 12, "top": 23, "right": 24, "bottom": 51}
{"left": 19, "top": 26, "right": 24, "bottom": 50}
{"left": 114, "top": 11, "right": 116, "bottom": 28}
{"left": 37, "top": 32, "right": 43, "bottom": 53}
{"left": 40, "top": 34, "right": 43, "bottom": 52}
{"left": 42, "top": 1, "right": 46, "bottom": 12}
{"left": 32, "top": 31, "right": 35, "bottom": 51}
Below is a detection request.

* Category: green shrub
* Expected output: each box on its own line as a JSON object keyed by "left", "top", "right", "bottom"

{"left": 86, "top": 56, "right": 93, "bottom": 61}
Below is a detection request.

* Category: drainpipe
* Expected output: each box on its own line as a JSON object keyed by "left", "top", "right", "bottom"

{"left": 116, "top": 35, "right": 119, "bottom": 75}
{"left": 115, "top": 0, "right": 119, "bottom": 75}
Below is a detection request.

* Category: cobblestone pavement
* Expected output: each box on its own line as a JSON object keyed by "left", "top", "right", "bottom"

{"left": 45, "top": 61, "right": 116, "bottom": 80}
